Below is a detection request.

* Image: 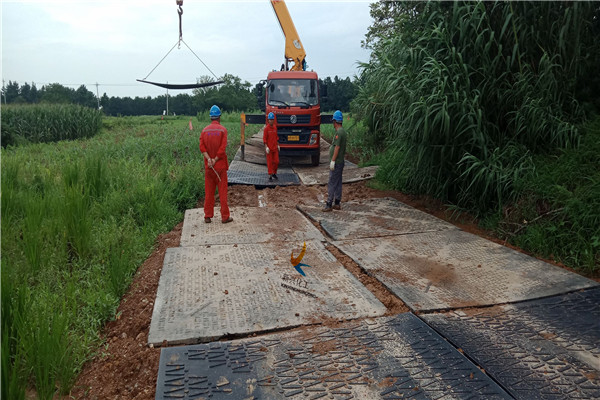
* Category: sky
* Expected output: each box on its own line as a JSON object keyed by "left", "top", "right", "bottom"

{"left": 2, "top": 0, "right": 375, "bottom": 99}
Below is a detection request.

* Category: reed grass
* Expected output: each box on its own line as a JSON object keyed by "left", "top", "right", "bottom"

{"left": 353, "top": 1, "right": 594, "bottom": 212}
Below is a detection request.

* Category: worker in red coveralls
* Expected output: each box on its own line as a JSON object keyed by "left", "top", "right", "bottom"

{"left": 263, "top": 112, "right": 280, "bottom": 181}
{"left": 199, "top": 105, "right": 233, "bottom": 224}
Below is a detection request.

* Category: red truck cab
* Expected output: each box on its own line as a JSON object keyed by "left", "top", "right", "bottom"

{"left": 265, "top": 70, "right": 321, "bottom": 166}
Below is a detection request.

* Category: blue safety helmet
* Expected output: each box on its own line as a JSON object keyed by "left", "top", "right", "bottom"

{"left": 268, "top": 112, "right": 275, "bottom": 120}
{"left": 332, "top": 110, "right": 343, "bottom": 123}
{"left": 209, "top": 105, "right": 221, "bottom": 119}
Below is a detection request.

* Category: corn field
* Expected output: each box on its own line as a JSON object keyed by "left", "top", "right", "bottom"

{"left": 353, "top": 1, "right": 599, "bottom": 213}
{"left": 1, "top": 103, "right": 102, "bottom": 147}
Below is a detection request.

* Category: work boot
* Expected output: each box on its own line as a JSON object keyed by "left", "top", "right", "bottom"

{"left": 273, "top": 174, "right": 278, "bottom": 180}
{"left": 204, "top": 217, "right": 212, "bottom": 223}
{"left": 222, "top": 217, "right": 234, "bottom": 224}
{"left": 322, "top": 202, "right": 333, "bottom": 212}
{"left": 268, "top": 175, "right": 273, "bottom": 182}
{"left": 332, "top": 203, "right": 341, "bottom": 210}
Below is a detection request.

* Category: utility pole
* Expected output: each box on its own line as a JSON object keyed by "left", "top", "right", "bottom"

{"left": 166, "top": 83, "right": 169, "bottom": 116}
{"left": 95, "top": 82, "right": 100, "bottom": 109}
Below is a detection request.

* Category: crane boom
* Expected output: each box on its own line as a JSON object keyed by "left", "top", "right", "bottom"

{"left": 270, "top": 0, "right": 306, "bottom": 71}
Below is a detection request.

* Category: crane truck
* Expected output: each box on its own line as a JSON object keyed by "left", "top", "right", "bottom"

{"left": 245, "top": 0, "right": 330, "bottom": 166}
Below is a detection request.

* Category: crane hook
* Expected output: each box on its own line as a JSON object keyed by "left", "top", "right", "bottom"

{"left": 177, "top": 0, "right": 184, "bottom": 48}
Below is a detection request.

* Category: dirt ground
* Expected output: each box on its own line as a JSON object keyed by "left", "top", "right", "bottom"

{"left": 69, "top": 180, "right": 594, "bottom": 399}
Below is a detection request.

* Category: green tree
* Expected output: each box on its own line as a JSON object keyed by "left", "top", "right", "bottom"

{"left": 73, "top": 85, "right": 97, "bottom": 108}
{"left": 320, "top": 76, "right": 358, "bottom": 112}
{"left": 41, "top": 83, "right": 73, "bottom": 104}
{"left": 3, "top": 81, "right": 20, "bottom": 103}
{"left": 19, "top": 82, "right": 41, "bottom": 104}
{"left": 192, "top": 74, "right": 256, "bottom": 114}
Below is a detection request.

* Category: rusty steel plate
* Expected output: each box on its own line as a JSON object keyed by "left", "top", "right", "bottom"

{"left": 333, "top": 231, "right": 598, "bottom": 312}
{"left": 155, "top": 313, "right": 512, "bottom": 399}
{"left": 148, "top": 240, "right": 386, "bottom": 346}
{"left": 424, "top": 288, "right": 600, "bottom": 399}
{"left": 298, "top": 197, "right": 457, "bottom": 240}
{"left": 228, "top": 160, "right": 299, "bottom": 187}
{"left": 180, "top": 207, "right": 324, "bottom": 246}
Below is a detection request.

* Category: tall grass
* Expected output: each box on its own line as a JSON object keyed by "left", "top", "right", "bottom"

{"left": 493, "top": 117, "right": 600, "bottom": 273}
{"left": 1, "top": 103, "right": 103, "bottom": 146}
{"left": 1, "top": 113, "right": 243, "bottom": 398}
{"left": 353, "top": 1, "right": 596, "bottom": 213}
{"left": 319, "top": 115, "right": 380, "bottom": 165}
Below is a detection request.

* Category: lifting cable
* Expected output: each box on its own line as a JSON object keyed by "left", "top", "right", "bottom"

{"left": 137, "top": 0, "right": 223, "bottom": 90}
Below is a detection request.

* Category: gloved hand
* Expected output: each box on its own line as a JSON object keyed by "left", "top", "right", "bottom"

{"left": 265, "top": 147, "right": 270, "bottom": 154}
{"left": 330, "top": 161, "right": 335, "bottom": 171}
{"left": 277, "top": 145, "right": 280, "bottom": 152}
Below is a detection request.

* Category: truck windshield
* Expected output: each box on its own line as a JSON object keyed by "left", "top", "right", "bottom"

{"left": 267, "top": 79, "right": 318, "bottom": 106}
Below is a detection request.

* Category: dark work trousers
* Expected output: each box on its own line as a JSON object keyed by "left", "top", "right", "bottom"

{"left": 327, "top": 162, "right": 344, "bottom": 204}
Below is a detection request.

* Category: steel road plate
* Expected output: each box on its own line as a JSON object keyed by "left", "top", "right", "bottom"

{"left": 148, "top": 240, "right": 386, "bottom": 346}
{"left": 155, "top": 313, "right": 512, "bottom": 399}
{"left": 180, "top": 207, "right": 324, "bottom": 246}
{"left": 333, "top": 231, "right": 598, "bottom": 311}
{"left": 298, "top": 197, "right": 457, "bottom": 240}
{"left": 424, "top": 288, "right": 600, "bottom": 399}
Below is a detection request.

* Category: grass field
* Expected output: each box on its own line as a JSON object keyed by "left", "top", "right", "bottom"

{"left": 1, "top": 113, "right": 258, "bottom": 399}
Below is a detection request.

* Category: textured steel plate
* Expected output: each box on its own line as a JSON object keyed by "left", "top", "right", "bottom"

{"left": 293, "top": 162, "right": 378, "bottom": 186}
{"left": 424, "top": 288, "right": 600, "bottom": 399}
{"left": 228, "top": 160, "right": 299, "bottom": 187}
{"left": 333, "top": 231, "right": 598, "bottom": 312}
{"left": 180, "top": 207, "right": 324, "bottom": 246}
{"left": 149, "top": 240, "right": 387, "bottom": 345}
{"left": 155, "top": 313, "right": 512, "bottom": 399}
{"left": 298, "top": 197, "right": 457, "bottom": 240}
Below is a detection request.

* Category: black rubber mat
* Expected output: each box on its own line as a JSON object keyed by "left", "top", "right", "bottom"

{"left": 227, "top": 160, "right": 299, "bottom": 187}
{"left": 423, "top": 288, "right": 600, "bottom": 399}
{"left": 155, "top": 313, "right": 511, "bottom": 399}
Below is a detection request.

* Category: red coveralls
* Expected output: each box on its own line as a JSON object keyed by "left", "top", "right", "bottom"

{"left": 199, "top": 120, "right": 230, "bottom": 221}
{"left": 263, "top": 123, "right": 279, "bottom": 175}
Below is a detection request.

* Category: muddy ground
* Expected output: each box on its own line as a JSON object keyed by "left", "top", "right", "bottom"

{"left": 69, "top": 180, "right": 590, "bottom": 399}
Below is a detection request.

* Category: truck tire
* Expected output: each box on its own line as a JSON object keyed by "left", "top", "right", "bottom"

{"left": 311, "top": 152, "right": 320, "bottom": 166}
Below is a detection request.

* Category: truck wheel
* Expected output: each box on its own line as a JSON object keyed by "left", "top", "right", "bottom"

{"left": 311, "top": 153, "right": 320, "bottom": 166}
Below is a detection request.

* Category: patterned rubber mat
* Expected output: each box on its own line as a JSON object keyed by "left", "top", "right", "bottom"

{"left": 155, "top": 313, "right": 512, "bottom": 399}
{"left": 228, "top": 160, "right": 299, "bottom": 187}
{"left": 424, "top": 288, "right": 600, "bottom": 399}
{"left": 333, "top": 231, "right": 598, "bottom": 311}
{"left": 148, "top": 240, "right": 386, "bottom": 346}
{"left": 297, "top": 197, "right": 456, "bottom": 240}
{"left": 180, "top": 207, "right": 324, "bottom": 246}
